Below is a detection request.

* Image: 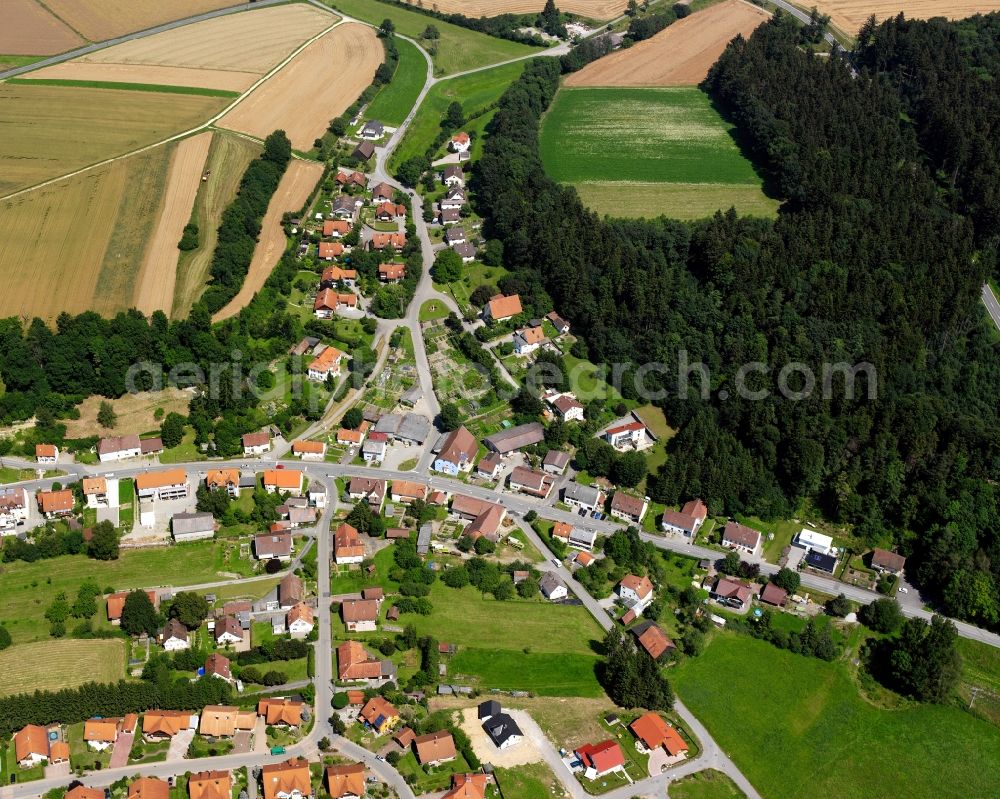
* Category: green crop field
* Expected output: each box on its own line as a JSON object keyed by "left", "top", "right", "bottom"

{"left": 540, "top": 87, "right": 779, "bottom": 220}
{"left": 0, "top": 542, "right": 249, "bottom": 645}
{"left": 672, "top": 633, "right": 1000, "bottom": 799}
{"left": 390, "top": 60, "right": 526, "bottom": 172}
{"left": 0, "top": 639, "right": 126, "bottom": 698}
{"left": 324, "top": 0, "right": 538, "bottom": 75}
{"left": 365, "top": 37, "right": 426, "bottom": 126}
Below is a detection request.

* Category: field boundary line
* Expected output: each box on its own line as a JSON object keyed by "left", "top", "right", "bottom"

{"left": 0, "top": 15, "right": 346, "bottom": 203}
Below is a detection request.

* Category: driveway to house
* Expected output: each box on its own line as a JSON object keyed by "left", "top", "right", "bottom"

{"left": 232, "top": 729, "right": 253, "bottom": 755}
{"left": 167, "top": 730, "right": 195, "bottom": 762}
{"left": 252, "top": 717, "right": 269, "bottom": 754}
{"left": 511, "top": 710, "right": 586, "bottom": 799}
{"left": 108, "top": 729, "right": 134, "bottom": 769}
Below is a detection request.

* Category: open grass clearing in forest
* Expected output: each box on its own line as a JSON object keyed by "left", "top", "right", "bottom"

{"left": 71, "top": 3, "right": 334, "bottom": 75}
{"left": 63, "top": 388, "right": 191, "bottom": 438}
{"left": 396, "top": 0, "right": 629, "bottom": 19}
{"left": 364, "top": 37, "right": 426, "bottom": 126}
{"left": 390, "top": 60, "right": 526, "bottom": 172}
{"left": 135, "top": 132, "right": 213, "bottom": 316}
{"left": 326, "top": 0, "right": 539, "bottom": 75}
{"left": 0, "top": 82, "right": 226, "bottom": 196}
{"left": 0, "top": 0, "right": 83, "bottom": 55}
{"left": 41, "top": 0, "right": 241, "bottom": 42}
{"left": 173, "top": 133, "right": 261, "bottom": 318}
{"left": 574, "top": 181, "right": 780, "bottom": 220}
{"left": 212, "top": 159, "right": 325, "bottom": 322}
{"left": 0, "top": 639, "right": 126, "bottom": 698}
{"left": 540, "top": 86, "right": 775, "bottom": 220}
{"left": 0, "top": 143, "right": 178, "bottom": 321}
{"left": 565, "top": 0, "right": 770, "bottom": 88}
{"left": 672, "top": 633, "right": 1000, "bottom": 799}
{"left": 218, "top": 23, "right": 381, "bottom": 150}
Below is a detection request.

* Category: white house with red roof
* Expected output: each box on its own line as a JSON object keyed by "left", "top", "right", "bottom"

{"left": 618, "top": 574, "right": 654, "bottom": 614}
{"left": 575, "top": 740, "right": 626, "bottom": 780}
{"left": 449, "top": 132, "right": 470, "bottom": 153}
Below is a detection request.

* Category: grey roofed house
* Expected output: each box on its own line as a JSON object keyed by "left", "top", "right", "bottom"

{"left": 444, "top": 226, "right": 466, "bottom": 244}
{"left": 400, "top": 385, "right": 422, "bottom": 406}
{"left": 483, "top": 422, "right": 545, "bottom": 454}
{"left": 288, "top": 506, "right": 317, "bottom": 526}
{"left": 543, "top": 450, "right": 571, "bottom": 473}
{"left": 806, "top": 551, "right": 838, "bottom": 573}
{"left": 332, "top": 195, "right": 356, "bottom": 216}
{"left": 442, "top": 164, "right": 464, "bottom": 183}
{"left": 452, "top": 241, "right": 476, "bottom": 261}
{"left": 417, "top": 523, "right": 432, "bottom": 555}
{"left": 374, "top": 413, "right": 402, "bottom": 435}
{"left": 478, "top": 700, "right": 501, "bottom": 720}
{"left": 352, "top": 140, "right": 375, "bottom": 161}
{"left": 361, "top": 119, "right": 384, "bottom": 138}
{"left": 539, "top": 572, "right": 566, "bottom": 599}
{"left": 569, "top": 527, "right": 597, "bottom": 549}
{"left": 563, "top": 481, "right": 603, "bottom": 508}
{"left": 483, "top": 713, "right": 522, "bottom": 748}
{"left": 439, "top": 206, "right": 461, "bottom": 224}
{"left": 171, "top": 512, "right": 214, "bottom": 540}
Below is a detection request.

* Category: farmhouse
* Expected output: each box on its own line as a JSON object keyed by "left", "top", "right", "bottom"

{"left": 610, "top": 491, "right": 648, "bottom": 524}
{"left": 135, "top": 469, "right": 189, "bottom": 501}
{"left": 242, "top": 431, "right": 271, "bottom": 455}
{"left": 334, "top": 522, "right": 366, "bottom": 564}
{"left": 662, "top": 498, "right": 708, "bottom": 537}
{"left": 325, "top": 763, "right": 366, "bottom": 799}
{"left": 341, "top": 599, "right": 379, "bottom": 632}
{"left": 307, "top": 346, "right": 343, "bottom": 381}
{"left": 509, "top": 466, "right": 554, "bottom": 499}
{"left": 483, "top": 293, "right": 522, "bottom": 322}
{"left": 433, "top": 425, "right": 477, "bottom": 475}
{"left": 413, "top": 730, "right": 457, "bottom": 766}
{"left": 722, "top": 520, "right": 762, "bottom": 556}
{"left": 618, "top": 574, "right": 654, "bottom": 613}
{"left": 98, "top": 434, "right": 142, "bottom": 462}
{"left": 513, "top": 325, "right": 545, "bottom": 356}
{"left": 373, "top": 412, "right": 432, "bottom": 444}
{"left": 206, "top": 469, "right": 240, "bottom": 497}
{"left": 575, "top": 740, "right": 626, "bottom": 780}
{"left": 337, "top": 640, "right": 385, "bottom": 682}
{"left": 263, "top": 469, "right": 304, "bottom": 495}
{"left": 359, "top": 696, "right": 399, "bottom": 734}
{"left": 255, "top": 532, "right": 293, "bottom": 560}
{"left": 35, "top": 443, "right": 58, "bottom": 463}
{"left": 292, "top": 439, "right": 327, "bottom": 459}
{"left": 483, "top": 422, "right": 544, "bottom": 454}
{"left": 38, "top": 489, "right": 74, "bottom": 518}
{"left": 261, "top": 758, "right": 312, "bottom": 799}
{"left": 287, "top": 602, "right": 315, "bottom": 638}
{"left": 872, "top": 548, "right": 906, "bottom": 575}
{"left": 279, "top": 573, "right": 304, "bottom": 608}
{"left": 171, "top": 512, "right": 214, "bottom": 543}
{"left": 352, "top": 140, "right": 375, "bottom": 161}
{"left": 563, "top": 481, "right": 605, "bottom": 513}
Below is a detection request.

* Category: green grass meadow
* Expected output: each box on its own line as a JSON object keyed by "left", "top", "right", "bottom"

{"left": 325, "top": 0, "right": 538, "bottom": 75}
{"left": 365, "top": 37, "right": 426, "bottom": 126}
{"left": 389, "top": 60, "right": 526, "bottom": 172}
{"left": 672, "top": 633, "right": 1000, "bottom": 799}
{"left": 540, "top": 87, "right": 778, "bottom": 220}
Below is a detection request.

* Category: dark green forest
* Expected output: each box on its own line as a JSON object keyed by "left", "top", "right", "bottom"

{"left": 473, "top": 14, "right": 1000, "bottom": 627}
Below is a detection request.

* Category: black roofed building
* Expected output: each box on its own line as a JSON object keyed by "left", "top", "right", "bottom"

{"left": 482, "top": 712, "right": 523, "bottom": 750}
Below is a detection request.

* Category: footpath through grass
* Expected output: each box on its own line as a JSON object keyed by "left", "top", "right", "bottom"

{"left": 540, "top": 86, "right": 778, "bottom": 220}
{"left": 672, "top": 633, "right": 1000, "bottom": 799}
{"left": 325, "top": 0, "right": 538, "bottom": 75}
{"left": 365, "top": 37, "right": 426, "bottom": 126}
{"left": 9, "top": 77, "right": 239, "bottom": 97}
{"left": 390, "top": 60, "right": 526, "bottom": 172}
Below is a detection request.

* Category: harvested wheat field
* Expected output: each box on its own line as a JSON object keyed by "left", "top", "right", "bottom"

{"left": 218, "top": 23, "right": 382, "bottom": 150}
{"left": 213, "top": 160, "right": 324, "bottom": 322}
{"left": 398, "top": 0, "right": 628, "bottom": 20}
{"left": 0, "top": 0, "right": 83, "bottom": 55}
{"left": 25, "top": 62, "right": 256, "bottom": 93}
{"left": 173, "top": 134, "right": 261, "bottom": 318}
{"left": 813, "top": 1, "right": 1000, "bottom": 37}
{"left": 76, "top": 3, "right": 333, "bottom": 76}
{"left": 566, "top": 0, "right": 770, "bottom": 88}
{"left": 42, "top": 0, "right": 238, "bottom": 42}
{"left": 0, "top": 83, "right": 225, "bottom": 196}
{"left": 0, "top": 144, "right": 175, "bottom": 321}
{"left": 0, "top": 639, "right": 126, "bottom": 698}
{"left": 135, "top": 133, "right": 213, "bottom": 316}
{"left": 64, "top": 388, "right": 192, "bottom": 438}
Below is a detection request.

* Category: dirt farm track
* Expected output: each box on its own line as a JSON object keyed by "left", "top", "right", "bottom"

{"left": 566, "top": 0, "right": 769, "bottom": 88}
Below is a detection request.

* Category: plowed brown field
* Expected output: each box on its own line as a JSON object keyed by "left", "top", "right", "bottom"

{"left": 42, "top": 0, "right": 238, "bottom": 41}
{"left": 218, "top": 22, "right": 382, "bottom": 150}
{"left": 398, "top": 0, "right": 627, "bottom": 20}
{"left": 813, "top": 1, "right": 1000, "bottom": 37}
{"left": 135, "top": 132, "right": 213, "bottom": 316}
{"left": 1, "top": 0, "right": 83, "bottom": 55}
{"left": 212, "top": 160, "right": 324, "bottom": 322}
{"left": 566, "top": 0, "right": 769, "bottom": 87}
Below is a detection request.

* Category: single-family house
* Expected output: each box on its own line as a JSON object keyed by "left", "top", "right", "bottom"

{"left": 323, "top": 219, "right": 352, "bottom": 238}
{"left": 35, "top": 444, "right": 58, "bottom": 464}
{"left": 307, "top": 346, "right": 343, "bottom": 381}
{"left": 255, "top": 532, "right": 292, "bottom": 561}
{"left": 160, "top": 618, "right": 190, "bottom": 651}
{"left": 292, "top": 439, "right": 326, "bottom": 460}
{"left": 67, "top": 787, "right": 104, "bottom": 799}
{"left": 263, "top": 469, "right": 304, "bottom": 495}
{"left": 631, "top": 620, "right": 675, "bottom": 660}
{"left": 142, "top": 711, "right": 195, "bottom": 741}
{"left": 805, "top": 550, "right": 838, "bottom": 573}
{"left": 336, "top": 640, "right": 384, "bottom": 682}
{"left": 0, "top": 487, "right": 29, "bottom": 531}
{"left": 97, "top": 434, "right": 142, "bottom": 462}
{"left": 336, "top": 170, "right": 366, "bottom": 188}
{"left": 359, "top": 696, "right": 399, "bottom": 734}
{"left": 322, "top": 266, "right": 357, "bottom": 288}
{"left": 603, "top": 420, "right": 649, "bottom": 450}
{"left": 334, "top": 522, "right": 365, "bottom": 565}
{"left": 563, "top": 482, "right": 605, "bottom": 513}
{"left": 214, "top": 616, "right": 243, "bottom": 646}
{"left": 618, "top": 574, "right": 654, "bottom": 613}
{"left": 759, "top": 582, "right": 788, "bottom": 607}
{"left": 242, "top": 431, "right": 271, "bottom": 455}
{"left": 13, "top": 725, "right": 51, "bottom": 767}
{"left": 442, "top": 165, "right": 464, "bottom": 187}
{"left": 449, "top": 132, "right": 470, "bottom": 153}
{"left": 348, "top": 477, "right": 386, "bottom": 510}
{"left": 318, "top": 241, "right": 345, "bottom": 261}
{"left": 261, "top": 758, "right": 312, "bottom": 799}
{"left": 375, "top": 202, "right": 406, "bottom": 221}
{"left": 352, "top": 140, "right": 375, "bottom": 161}
{"left": 442, "top": 775, "right": 487, "bottom": 799}
{"left": 711, "top": 576, "right": 752, "bottom": 609}
{"left": 441, "top": 187, "right": 466, "bottom": 211}
{"left": 135, "top": 468, "right": 188, "bottom": 501}
{"left": 575, "top": 740, "right": 626, "bottom": 780}
{"left": 391, "top": 480, "right": 427, "bottom": 504}
{"left": 84, "top": 717, "right": 121, "bottom": 751}
{"left": 433, "top": 426, "right": 477, "bottom": 475}
{"left": 630, "top": 712, "right": 688, "bottom": 757}
{"left": 722, "top": 521, "right": 762, "bottom": 556}
{"left": 287, "top": 602, "right": 315, "bottom": 638}
{"left": 370, "top": 180, "right": 393, "bottom": 203}
{"left": 106, "top": 590, "right": 158, "bottom": 624}
{"left": 204, "top": 653, "right": 232, "bottom": 682}
{"left": 360, "top": 120, "right": 384, "bottom": 140}
{"left": 542, "top": 449, "right": 571, "bottom": 474}
{"left": 545, "top": 392, "right": 584, "bottom": 422}
{"left": 326, "top": 764, "right": 366, "bottom": 799}
{"left": 482, "top": 713, "right": 522, "bottom": 749}
{"left": 795, "top": 528, "right": 834, "bottom": 555}
{"left": 258, "top": 699, "right": 304, "bottom": 728}
{"left": 206, "top": 469, "right": 240, "bottom": 497}
{"left": 129, "top": 778, "right": 169, "bottom": 799}
{"left": 378, "top": 262, "right": 406, "bottom": 283}
{"left": 331, "top": 195, "right": 357, "bottom": 219}
{"left": 360, "top": 429, "right": 385, "bottom": 460}
{"left": 438, "top": 206, "right": 461, "bottom": 225}
{"left": 871, "top": 548, "right": 906, "bottom": 576}
{"left": 413, "top": 730, "right": 457, "bottom": 766}
{"left": 483, "top": 293, "right": 522, "bottom": 323}
{"left": 369, "top": 231, "right": 406, "bottom": 250}
{"left": 610, "top": 491, "right": 648, "bottom": 524}
{"left": 662, "top": 498, "right": 708, "bottom": 537}
{"left": 444, "top": 225, "right": 466, "bottom": 244}
{"left": 509, "top": 466, "right": 554, "bottom": 499}
{"left": 476, "top": 452, "right": 502, "bottom": 480}
{"left": 38, "top": 488, "right": 74, "bottom": 518}
{"left": 512, "top": 325, "right": 545, "bottom": 356}
{"left": 573, "top": 550, "right": 595, "bottom": 567}
{"left": 539, "top": 572, "right": 568, "bottom": 601}
{"left": 341, "top": 598, "right": 379, "bottom": 632}
{"left": 546, "top": 311, "right": 570, "bottom": 334}
{"left": 188, "top": 771, "right": 233, "bottom": 799}
{"left": 452, "top": 240, "right": 476, "bottom": 262}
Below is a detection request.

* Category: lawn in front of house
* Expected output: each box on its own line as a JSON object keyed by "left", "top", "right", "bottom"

{"left": 494, "top": 763, "right": 562, "bottom": 799}
{"left": 67, "top": 721, "right": 112, "bottom": 771}
{"left": 394, "top": 749, "right": 472, "bottom": 793}
{"left": 672, "top": 632, "right": 1000, "bottom": 799}
{"left": 670, "top": 769, "right": 746, "bottom": 799}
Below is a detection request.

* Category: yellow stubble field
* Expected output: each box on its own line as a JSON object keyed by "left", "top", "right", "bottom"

{"left": 812, "top": 1, "right": 1000, "bottom": 38}
{"left": 41, "top": 0, "right": 240, "bottom": 41}
{"left": 397, "top": 0, "right": 628, "bottom": 20}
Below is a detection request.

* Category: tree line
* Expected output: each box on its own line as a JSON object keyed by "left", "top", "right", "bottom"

{"left": 473, "top": 19, "right": 1000, "bottom": 629}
